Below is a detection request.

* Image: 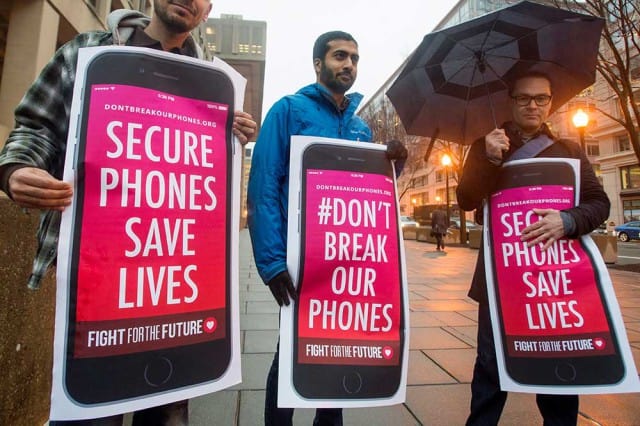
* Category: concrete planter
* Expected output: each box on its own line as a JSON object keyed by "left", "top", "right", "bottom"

{"left": 416, "top": 228, "right": 460, "bottom": 245}
{"left": 469, "top": 228, "right": 482, "bottom": 249}
{"left": 590, "top": 233, "right": 618, "bottom": 264}
{"left": 402, "top": 227, "right": 418, "bottom": 240}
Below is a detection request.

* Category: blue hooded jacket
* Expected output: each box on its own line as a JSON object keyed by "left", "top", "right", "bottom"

{"left": 247, "top": 83, "right": 372, "bottom": 284}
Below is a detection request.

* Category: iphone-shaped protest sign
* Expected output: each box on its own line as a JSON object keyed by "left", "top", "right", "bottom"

{"left": 487, "top": 160, "right": 624, "bottom": 386}
{"left": 292, "top": 143, "right": 405, "bottom": 399}
{"left": 64, "top": 50, "right": 233, "bottom": 403}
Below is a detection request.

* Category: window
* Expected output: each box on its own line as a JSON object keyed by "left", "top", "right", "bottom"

{"left": 620, "top": 164, "right": 640, "bottom": 190}
{"left": 622, "top": 199, "right": 640, "bottom": 222}
{"left": 586, "top": 143, "right": 600, "bottom": 157}
{"left": 435, "top": 170, "right": 444, "bottom": 183}
{"left": 617, "top": 135, "right": 632, "bottom": 152}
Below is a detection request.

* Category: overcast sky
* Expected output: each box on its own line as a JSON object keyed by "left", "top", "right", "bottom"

{"left": 209, "top": 0, "right": 459, "bottom": 118}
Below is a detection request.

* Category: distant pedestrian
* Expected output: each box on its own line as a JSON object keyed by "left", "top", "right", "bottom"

{"left": 431, "top": 208, "right": 448, "bottom": 251}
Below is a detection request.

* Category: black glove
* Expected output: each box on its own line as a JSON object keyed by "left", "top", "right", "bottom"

{"left": 385, "top": 139, "right": 408, "bottom": 161}
{"left": 266, "top": 271, "right": 297, "bottom": 306}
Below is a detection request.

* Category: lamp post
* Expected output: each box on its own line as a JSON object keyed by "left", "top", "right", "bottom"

{"left": 572, "top": 108, "right": 589, "bottom": 152}
{"left": 441, "top": 154, "right": 452, "bottom": 225}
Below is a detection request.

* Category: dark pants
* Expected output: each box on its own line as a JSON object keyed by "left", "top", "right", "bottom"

{"left": 49, "top": 400, "right": 188, "bottom": 426}
{"left": 434, "top": 232, "right": 445, "bottom": 250}
{"left": 265, "top": 344, "right": 342, "bottom": 426}
{"left": 466, "top": 302, "right": 578, "bottom": 426}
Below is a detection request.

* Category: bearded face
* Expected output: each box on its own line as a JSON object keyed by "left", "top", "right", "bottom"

{"left": 319, "top": 60, "right": 355, "bottom": 95}
{"left": 153, "top": 0, "right": 211, "bottom": 33}
{"left": 316, "top": 40, "right": 359, "bottom": 96}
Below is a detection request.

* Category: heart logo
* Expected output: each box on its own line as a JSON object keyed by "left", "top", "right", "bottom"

{"left": 382, "top": 346, "right": 393, "bottom": 359}
{"left": 593, "top": 338, "right": 605, "bottom": 350}
{"left": 204, "top": 317, "right": 217, "bottom": 333}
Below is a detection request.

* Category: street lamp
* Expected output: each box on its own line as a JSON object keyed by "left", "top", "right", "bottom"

{"left": 441, "top": 154, "right": 452, "bottom": 225}
{"left": 572, "top": 108, "right": 589, "bottom": 152}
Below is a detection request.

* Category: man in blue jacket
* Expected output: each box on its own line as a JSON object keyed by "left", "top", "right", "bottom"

{"left": 247, "top": 31, "right": 406, "bottom": 425}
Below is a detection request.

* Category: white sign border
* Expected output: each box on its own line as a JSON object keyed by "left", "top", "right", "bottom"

{"left": 51, "top": 46, "right": 245, "bottom": 420}
{"left": 279, "top": 135, "right": 410, "bottom": 408}
{"left": 484, "top": 157, "right": 640, "bottom": 394}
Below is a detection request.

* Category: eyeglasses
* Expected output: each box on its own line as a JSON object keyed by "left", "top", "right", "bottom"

{"left": 511, "top": 94, "right": 552, "bottom": 106}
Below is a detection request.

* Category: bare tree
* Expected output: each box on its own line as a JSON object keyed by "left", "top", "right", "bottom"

{"left": 396, "top": 135, "right": 433, "bottom": 202}
{"left": 554, "top": 0, "right": 640, "bottom": 163}
{"left": 360, "top": 97, "right": 433, "bottom": 202}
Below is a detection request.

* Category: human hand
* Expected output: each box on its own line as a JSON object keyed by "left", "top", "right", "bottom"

{"left": 267, "top": 270, "right": 297, "bottom": 306}
{"left": 521, "top": 208, "right": 565, "bottom": 250}
{"left": 233, "top": 111, "right": 256, "bottom": 146}
{"left": 485, "top": 128, "right": 509, "bottom": 163}
{"left": 385, "top": 139, "right": 408, "bottom": 161}
{"left": 8, "top": 167, "right": 72, "bottom": 211}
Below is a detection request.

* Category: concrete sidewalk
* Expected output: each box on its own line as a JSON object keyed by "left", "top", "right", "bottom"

{"left": 186, "top": 230, "right": 640, "bottom": 425}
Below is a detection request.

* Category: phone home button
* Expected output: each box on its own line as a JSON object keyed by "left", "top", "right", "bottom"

{"left": 554, "top": 362, "right": 577, "bottom": 383}
{"left": 342, "top": 372, "right": 363, "bottom": 394}
{"left": 144, "top": 356, "right": 173, "bottom": 387}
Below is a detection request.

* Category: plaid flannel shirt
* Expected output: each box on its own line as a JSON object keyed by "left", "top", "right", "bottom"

{"left": 0, "top": 26, "right": 200, "bottom": 289}
{"left": 0, "top": 31, "right": 113, "bottom": 289}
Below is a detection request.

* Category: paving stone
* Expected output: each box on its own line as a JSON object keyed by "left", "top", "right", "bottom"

{"left": 624, "top": 321, "right": 640, "bottom": 333}
{"left": 244, "top": 330, "right": 279, "bottom": 353}
{"left": 344, "top": 404, "right": 420, "bottom": 425}
{"left": 619, "top": 297, "right": 640, "bottom": 308}
{"left": 409, "top": 312, "right": 445, "bottom": 327}
{"left": 240, "top": 290, "right": 275, "bottom": 302}
{"left": 238, "top": 390, "right": 317, "bottom": 426}
{"left": 240, "top": 313, "right": 279, "bottom": 331}
{"left": 442, "top": 325, "right": 477, "bottom": 347}
{"left": 424, "top": 348, "right": 477, "bottom": 383}
{"left": 190, "top": 390, "right": 238, "bottom": 425}
{"left": 621, "top": 307, "right": 640, "bottom": 320}
{"left": 412, "top": 289, "right": 470, "bottom": 300}
{"left": 579, "top": 393, "right": 640, "bottom": 426}
{"left": 410, "top": 327, "right": 471, "bottom": 350}
{"left": 458, "top": 309, "right": 480, "bottom": 322}
{"left": 406, "top": 385, "right": 547, "bottom": 426}
{"left": 423, "top": 284, "right": 471, "bottom": 292}
{"left": 230, "top": 353, "right": 273, "bottom": 391}
{"left": 410, "top": 299, "right": 478, "bottom": 312}
{"left": 246, "top": 300, "right": 280, "bottom": 314}
{"left": 428, "top": 311, "right": 477, "bottom": 326}
{"left": 407, "top": 350, "right": 456, "bottom": 385}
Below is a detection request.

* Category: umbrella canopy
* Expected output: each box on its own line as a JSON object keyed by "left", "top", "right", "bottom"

{"left": 386, "top": 1, "right": 604, "bottom": 144}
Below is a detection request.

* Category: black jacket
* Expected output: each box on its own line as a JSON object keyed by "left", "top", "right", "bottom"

{"left": 456, "top": 122, "right": 610, "bottom": 303}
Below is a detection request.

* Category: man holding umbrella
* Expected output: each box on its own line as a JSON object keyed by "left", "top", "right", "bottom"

{"left": 456, "top": 71, "right": 609, "bottom": 425}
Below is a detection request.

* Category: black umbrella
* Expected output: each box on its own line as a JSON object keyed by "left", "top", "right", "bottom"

{"left": 386, "top": 1, "right": 604, "bottom": 144}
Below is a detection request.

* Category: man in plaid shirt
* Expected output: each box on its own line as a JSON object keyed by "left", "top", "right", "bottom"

{"left": 0, "top": 1, "right": 256, "bottom": 425}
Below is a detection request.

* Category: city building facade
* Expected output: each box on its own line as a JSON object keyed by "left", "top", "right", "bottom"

{"left": 202, "top": 14, "right": 266, "bottom": 227}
